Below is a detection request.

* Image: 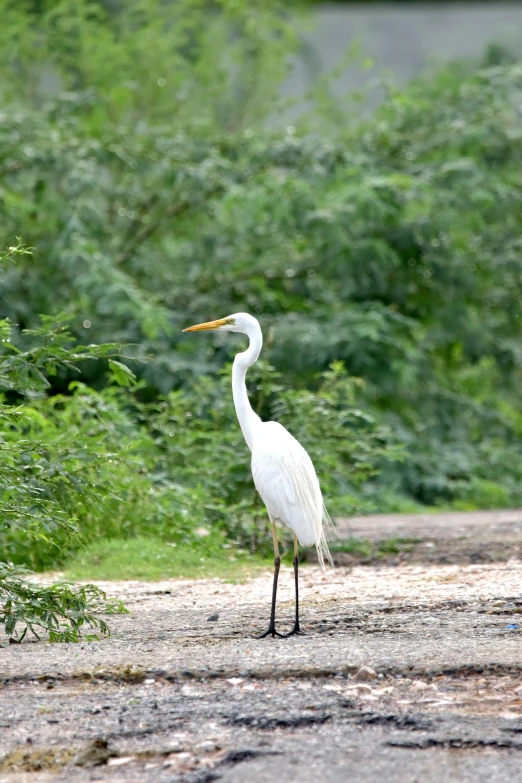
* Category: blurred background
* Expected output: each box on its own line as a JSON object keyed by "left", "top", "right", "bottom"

{"left": 284, "top": 3, "right": 522, "bottom": 111}
{"left": 2, "top": 0, "right": 522, "bottom": 580}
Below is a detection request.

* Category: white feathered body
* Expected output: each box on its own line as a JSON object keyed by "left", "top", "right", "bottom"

{"left": 251, "top": 421, "right": 332, "bottom": 568}
{"left": 183, "top": 311, "right": 332, "bottom": 568}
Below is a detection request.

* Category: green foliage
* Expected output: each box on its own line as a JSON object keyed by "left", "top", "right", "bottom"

{"left": 0, "top": 313, "right": 130, "bottom": 568}
{"left": 0, "top": 562, "right": 125, "bottom": 642}
{"left": 0, "top": 0, "right": 295, "bottom": 132}
{"left": 1, "top": 0, "right": 522, "bottom": 608}
{"left": 1, "top": 247, "right": 395, "bottom": 589}
{"left": 142, "top": 358, "right": 399, "bottom": 553}
{"left": 3, "top": 45, "right": 521, "bottom": 509}
{"left": 0, "top": 245, "right": 132, "bottom": 639}
{"left": 2, "top": 340, "right": 398, "bottom": 570}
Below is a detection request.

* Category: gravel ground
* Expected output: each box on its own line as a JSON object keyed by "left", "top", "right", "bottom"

{"left": 2, "top": 512, "right": 522, "bottom": 782}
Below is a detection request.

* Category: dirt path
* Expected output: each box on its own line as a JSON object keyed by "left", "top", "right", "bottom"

{"left": 335, "top": 508, "right": 522, "bottom": 542}
{"left": 326, "top": 508, "right": 522, "bottom": 566}
{"left": 2, "top": 511, "right": 522, "bottom": 782}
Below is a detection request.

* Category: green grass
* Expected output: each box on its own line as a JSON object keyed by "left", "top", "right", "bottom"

{"left": 63, "top": 534, "right": 425, "bottom": 582}
{"left": 64, "top": 536, "right": 270, "bottom": 582}
{"left": 330, "top": 537, "right": 421, "bottom": 558}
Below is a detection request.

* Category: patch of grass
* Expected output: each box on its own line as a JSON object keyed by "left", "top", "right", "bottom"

{"left": 330, "top": 537, "right": 421, "bottom": 558}
{"left": 329, "top": 538, "right": 373, "bottom": 558}
{"left": 0, "top": 747, "right": 75, "bottom": 773}
{"left": 64, "top": 536, "right": 271, "bottom": 582}
{"left": 377, "top": 537, "right": 420, "bottom": 555}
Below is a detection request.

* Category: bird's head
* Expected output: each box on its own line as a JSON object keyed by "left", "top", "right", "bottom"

{"left": 182, "top": 312, "right": 258, "bottom": 335}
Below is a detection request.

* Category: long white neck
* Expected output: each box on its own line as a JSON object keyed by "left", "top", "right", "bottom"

{"left": 232, "top": 320, "right": 263, "bottom": 452}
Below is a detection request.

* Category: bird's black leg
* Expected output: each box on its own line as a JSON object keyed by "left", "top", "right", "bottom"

{"left": 257, "top": 522, "right": 284, "bottom": 639}
{"left": 257, "top": 555, "right": 284, "bottom": 638}
{"left": 284, "top": 535, "right": 305, "bottom": 637}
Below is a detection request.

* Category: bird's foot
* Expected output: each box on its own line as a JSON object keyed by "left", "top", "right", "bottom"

{"left": 256, "top": 626, "right": 285, "bottom": 639}
{"left": 283, "top": 624, "right": 306, "bottom": 638}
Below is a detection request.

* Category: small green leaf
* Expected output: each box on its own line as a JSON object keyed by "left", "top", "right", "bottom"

{"left": 108, "top": 360, "right": 136, "bottom": 387}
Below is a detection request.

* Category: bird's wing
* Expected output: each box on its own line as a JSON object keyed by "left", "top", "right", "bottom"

{"left": 251, "top": 422, "right": 331, "bottom": 566}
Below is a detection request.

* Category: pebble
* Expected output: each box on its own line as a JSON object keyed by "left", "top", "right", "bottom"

{"left": 374, "top": 686, "right": 395, "bottom": 696}
{"left": 72, "top": 738, "right": 110, "bottom": 768}
{"left": 165, "top": 742, "right": 183, "bottom": 754}
{"left": 409, "top": 680, "right": 437, "bottom": 693}
{"left": 195, "top": 741, "right": 219, "bottom": 753}
{"left": 345, "top": 684, "right": 372, "bottom": 695}
{"left": 108, "top": 757, "right": 136, "bottom": 767}
{"left": 353, "top": 666, "right": 377, "bottom": 683}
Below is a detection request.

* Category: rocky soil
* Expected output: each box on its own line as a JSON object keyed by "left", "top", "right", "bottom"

{"left": 2, "top": 510, "right": 522, "bottom": 782}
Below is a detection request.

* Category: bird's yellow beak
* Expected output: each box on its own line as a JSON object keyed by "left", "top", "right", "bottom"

{"left": 182, "top": 317, "right": 230, "bottom": 333}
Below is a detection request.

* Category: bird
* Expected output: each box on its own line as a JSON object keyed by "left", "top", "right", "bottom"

{"left": 182, "top": 312, "right": 332, "bottom": 638}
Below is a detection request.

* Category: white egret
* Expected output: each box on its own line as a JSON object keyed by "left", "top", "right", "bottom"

{"left": 183, "top": 313, "right": 332, "bottom": 638}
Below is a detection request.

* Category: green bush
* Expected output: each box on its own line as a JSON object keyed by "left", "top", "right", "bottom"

{"left": 0, "top": 248, "right": 397, "bottom": 596}
{"left": 142, "top": 359, "right": 400, "bottom": 553}
{"left": 0, "top": 0, "right": 295, "bottom": 131}
{"left": 0, "top": 243, "right": 126, "bottom": 640}
{"left": 1, "top": 323, "right": 399, "bottom": 571}
{"left": 1, "top": 0, "right": 522, "bottom": 603}
{"left": 3, "top": 44, "right": 522, "bottom": 509}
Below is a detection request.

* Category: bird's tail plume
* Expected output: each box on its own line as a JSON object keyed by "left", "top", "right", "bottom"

{"left": 316, "top": 505, "right": 334, "bottom": 570}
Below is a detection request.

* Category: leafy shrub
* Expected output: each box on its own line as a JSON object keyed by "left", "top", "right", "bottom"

{"left": 3, "top": 55, "right": 522, "bottom": 509}
{"left": 0, "top": 563, "right": 117, "bottom": 642}
{"left": 0, "top": 0, "right": 295, "bottom": 132}
{"left": 143, "top": 359, "right": 400, "bottom": 554}
{"left": 0, "top": 243, "right": 126, "bottom": 640}
{"left": 1, "top": 0, "right": 521, "bottom": 565}
{"left": 2, "top": 333, "right": 400, "bottom": 571}
{"left": 1, "top": 245, "right": 398, "bottom": 595}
